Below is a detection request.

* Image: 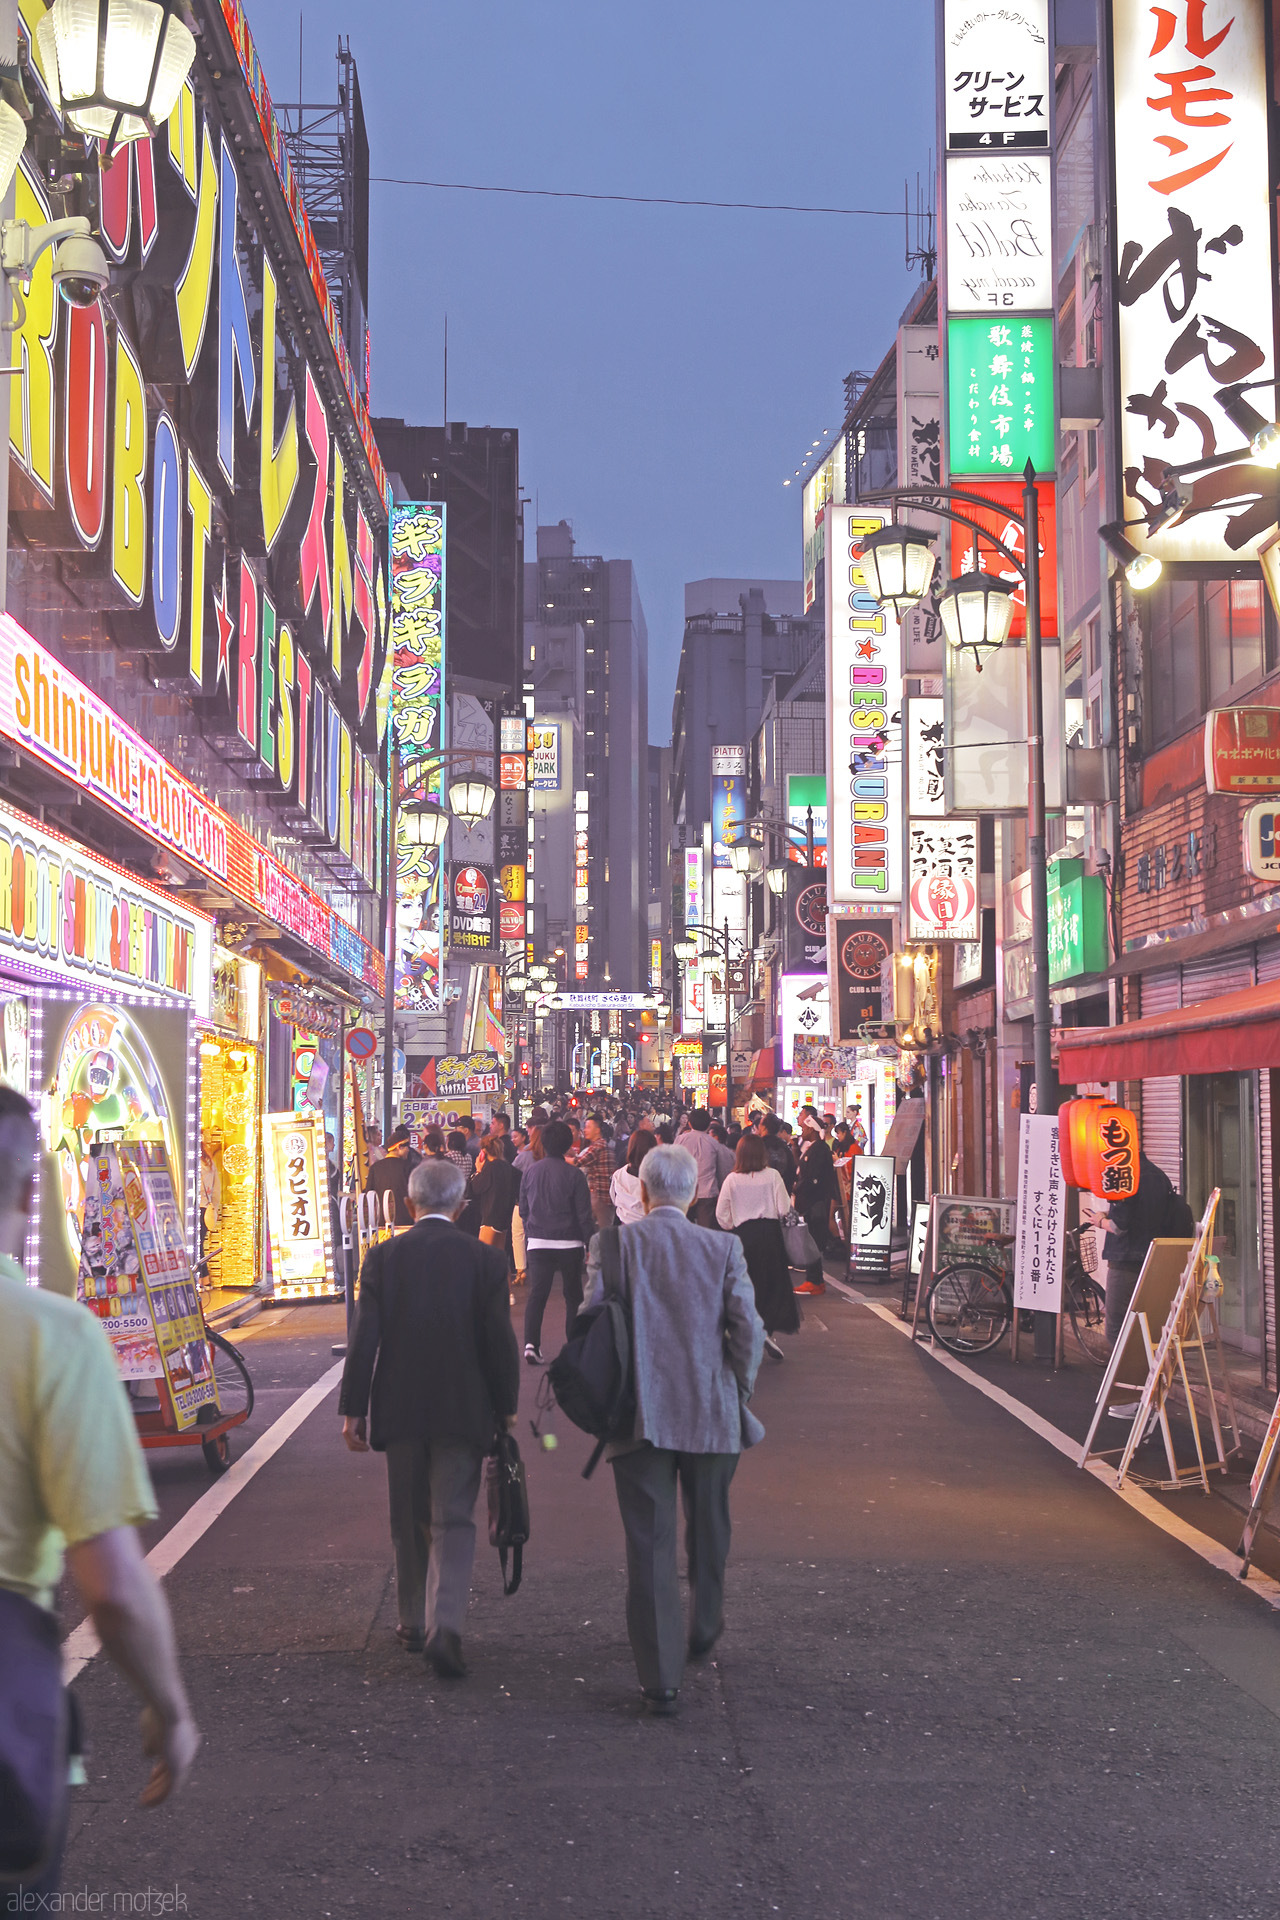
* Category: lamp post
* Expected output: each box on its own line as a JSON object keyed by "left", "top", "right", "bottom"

{"left": 677, "top": 920, "right": 746, "bottom": 1121}
{"left": 383, "top": 747, "right": 499, "bottom": 1145}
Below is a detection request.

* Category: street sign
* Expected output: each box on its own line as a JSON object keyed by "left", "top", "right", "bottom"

{"left": 1205, "top": 708, "right": 1280, "bottom": 794}
{"left": 544, "top": 992, "right": 662, "bottom": 1010}
{"left": 726, "top": 963, "right": 749, "bottom": 995}
{"left": 345, "top": 1027, "right": 378, "bottom": 1060}
{"left": 1244, "top": 802, "right": 1280, "bottom": 880}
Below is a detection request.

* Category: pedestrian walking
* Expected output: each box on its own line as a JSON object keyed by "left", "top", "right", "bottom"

{"left": 339, "top": 1157, "right": 519, "bottom": 1679}
{"left": 715, "top": 1132, "right": 798, "bottom": 1356}
{"left": 680, "top": 1109, "right": 723, "bottom": 1227}
{"left": 585, "top": 1144, "right": 764, "bottom": 1714}
{"left": 610, "top": 1128, "right": 658, "bottom": 1225}
{"left": 0, "top": 1089, "right": 198, "bottom": 1899}
{"left": 364, "top": 1124, "right": 416, "bottom": 1228}
{"left": 578, "top": 1114, "right": 618, "bottom": 1231}
{"left": 517, "top": 1118, "right": 595, "bottom": 1363}
{"left": 468, "top": 1137, "right": 521, "bottom": 1254}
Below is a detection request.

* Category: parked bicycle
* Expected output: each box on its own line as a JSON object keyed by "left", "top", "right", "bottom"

{"left": 924, "top": 1225, "right": 1111, "bottom": 1364}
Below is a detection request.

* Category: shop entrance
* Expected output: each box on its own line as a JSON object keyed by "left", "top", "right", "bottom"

{"left": 1184, "top": 1071, "right": 1261, "bottom": 1355}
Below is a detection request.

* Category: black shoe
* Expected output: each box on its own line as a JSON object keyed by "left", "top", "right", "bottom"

{"left": 524, "top": 1343, "right": 542, "bottom": 1365}
{"left": 688, "top": 1621, "right": 724, "bottom": 1660}
{"left": 641, "top": 1688, "right": 679, "bottom": 1716}
{"left": 763, "top": 1335, "right": 784, "bottom": 1361}
{"left": 423, "top": 1629, "right": 467, "bottom": 1679}
{"left": 396, "top": 1626, "right": 425, "bottom": 1653}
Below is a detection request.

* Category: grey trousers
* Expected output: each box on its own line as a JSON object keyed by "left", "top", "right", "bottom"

{"left": 385, "top": 1438, "right": 485, "bottom": 1638}
{"left": 611, "top": 1446, "right": 738, "bottom": 1692}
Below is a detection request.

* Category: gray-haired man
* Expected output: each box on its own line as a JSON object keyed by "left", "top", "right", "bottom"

{"left": 585, "top": 1143, "right": 765, "bottom": 1715}
{"left": 339, "top": 1157, "right": 520, "bottom": 1679}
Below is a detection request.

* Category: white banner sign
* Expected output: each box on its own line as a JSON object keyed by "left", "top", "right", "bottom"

{"left": 779, "top": 971, "right": 830, "bottom": 1073}
{"left": 825, "top": 506, "right": 904, "bottom": 906}
{"left": 1112, "top": 0, "right": 1274, "bottom": 560}
{"left": 943, "top": 0, "right": 1050, "bottom": 151}
{"left": 945, "top": 153, "right": 1053, "bottom": 311}
{"left": 1014, "top": 1114, "right": 1066, "bottom": 1311}
{"left": 906, "top": 697, "right": 946, "bottom": 815}
{"left": 907, "top": 820, "right": 980, "bottom": 941}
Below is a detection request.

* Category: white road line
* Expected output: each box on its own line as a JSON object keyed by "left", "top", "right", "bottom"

{"left": 826, "top": 1275, "right": 1280, "bottom": 1612}
{"left": 63, "top": 1359, "right": 347, "bottom": 1681}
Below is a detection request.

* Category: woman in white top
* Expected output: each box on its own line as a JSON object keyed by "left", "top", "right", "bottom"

{"left": 610, "top": 1128, "right": 658, "bottom": 1226}
{"left": 716, "top": 1133, "right": 798, "bottom": 1356}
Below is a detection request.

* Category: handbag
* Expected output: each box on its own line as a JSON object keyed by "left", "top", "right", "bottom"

{"left": 780, "top": 1207, "right": 821, "bottom": 1271}
{"left": 0, "top": 1586, "right": 67, "bottom": 1882}
{"left": 486, "top": 1429, "right": 531, "bottom": 1596}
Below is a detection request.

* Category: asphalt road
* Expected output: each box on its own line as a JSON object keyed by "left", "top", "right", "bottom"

{"left": 54, "top": 1286, "right": 1280, "bottom": 1920}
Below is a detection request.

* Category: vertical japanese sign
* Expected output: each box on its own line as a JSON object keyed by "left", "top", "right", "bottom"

{"left": 1014, "top": 1113, "right": 1065, "bottom": 1312}
{"left": 498, "top": 714, "right": 528, "bottom": 946}
{"left": 851, "top": 1155, "right": 895, "bottom": 1285}
{"left": 682, "top": 845, "right": 704, "bottom": 1028}
{"left": 574, "top": 788, "right": 590, "bottom": 980}
{"left": 1111, "top": 0, "right": 1275, "bottom": 560}
{"left": 906, "top": 697, "right": 946, "bottom": 815}
{"left": 907, "top": 820, "right": 980, "bottom": 940}
{"left": 943, "top": 0, "right": 1050, "bottom": 149}
{"left": 897, "top": 324, "right": 945, "bottom": 672}
{"left": 947, "top": 315, "right": 1055, "bottom": 475}
{"left": 711, "top": 745, "right": 747, "bottom": 867}
{"left": 391, "top": 502, "right": 446, "bottom": 1009}
{"left": 825, "top": 507, "right": 904, "bottom": 906}
{"left": 263, "top": 1113, "right": 337, "bottom": 1295}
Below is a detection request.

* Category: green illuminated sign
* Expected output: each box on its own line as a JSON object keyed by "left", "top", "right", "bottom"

{"left": 948, "top": 315, "right": 1055, "bottom": 477}
{"left": 1048, "top": 862, "right": 1107, "bottom": 982}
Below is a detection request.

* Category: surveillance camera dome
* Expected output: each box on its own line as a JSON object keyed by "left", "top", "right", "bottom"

{"left": 51, "top": 233, "right": 109, "bottom": 307}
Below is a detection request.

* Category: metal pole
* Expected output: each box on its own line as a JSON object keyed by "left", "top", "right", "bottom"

{"left": 1022, "top": 460, "right": 1057, "bottom": 1364}
{"left": 723, "top": 916, "right": 733, "bottom": 1122}
{"left": 806, "top": 804, "right": 815, "bottom": 868}
{"left": 382, "top": 742, "right": 399, "bottom": 1146}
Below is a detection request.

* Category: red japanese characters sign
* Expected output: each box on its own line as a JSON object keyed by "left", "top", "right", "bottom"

{"left": 950, "top": 481, "right": 1058, "bottom": 639}
{"left": 1111, "top": 0, "right": 1275, "bottom": 561}
{"left": 1061, "top": 1099, "right": 1140, "bottom": 1201}
{"left": 1204, "top": 707, "right": 1280, "bottom": 794}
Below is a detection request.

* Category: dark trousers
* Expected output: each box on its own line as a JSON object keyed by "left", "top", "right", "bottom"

{"left": 611, "top": 1446, "right": 738, "bottom": 1693}
{"left": 1105, "top": 1262, "right": 1143, "bottom": 1347}
{"left": 690, "top": 1197, "right": 718, "bottom": 1229}
{"left": 385, "top": 1438, "right": 485, "bottom": 1638}
{"left": 524, "top": 1246, "right": 585, "bottom": 1351}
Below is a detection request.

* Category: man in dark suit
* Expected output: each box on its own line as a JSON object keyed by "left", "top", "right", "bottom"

{"left": 339, "top": 1157, "right": 519, "bottom": 1679}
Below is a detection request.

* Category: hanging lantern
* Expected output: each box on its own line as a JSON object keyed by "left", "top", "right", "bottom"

{"left": 37, "top": 0, "right": 197, "bottom": 152}
{"left": 1060, "top": 1098, "right": 1139, "bottom": 1200}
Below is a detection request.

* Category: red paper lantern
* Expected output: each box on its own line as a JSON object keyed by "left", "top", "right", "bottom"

{"left": 1059, "top": 1098, "right": 1139, "bottom": 1200}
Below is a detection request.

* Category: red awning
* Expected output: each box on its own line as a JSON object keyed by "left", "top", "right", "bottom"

{"left": 1057, "top": 977, "right": 1280, "bottom": 1082}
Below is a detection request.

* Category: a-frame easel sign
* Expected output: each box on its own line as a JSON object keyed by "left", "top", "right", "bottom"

{"left": 1079, "top": 1190, "right": 1241, "bottom": 1492}
{"left": 1236, "top": 1393, "right": 1280, "bottom": 1574}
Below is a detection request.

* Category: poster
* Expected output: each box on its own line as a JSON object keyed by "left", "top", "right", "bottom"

{"left": 828, "top": 914, "right": 895, "bottom": 1042}
{"left": 907, "top": 821, "right": 980, "bottom": 941}
{"left": 932, "top": 1195, "right": 1014, "bottom": 1281}
{"left": 264, "top": 1113, "right": 338, "bottom": 1296}
{"left": 784, "top": 870, "right": 829, "bottom": 974}
{"left": 450, "top": 862, "right": 496, "bottom": 951}
{"left": 77, "top": 1139, "right": 217, "bottom": 1429}
{"left": 851, "top": 1154, "right": 894, "bottom": 1284}
{"left": 1014, "top": 1114, "right": 1066, "bottom": 1311}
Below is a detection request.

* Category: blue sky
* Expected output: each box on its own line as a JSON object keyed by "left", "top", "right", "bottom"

{"left": 253, "top": 1, "right": 936, "bottom": 740}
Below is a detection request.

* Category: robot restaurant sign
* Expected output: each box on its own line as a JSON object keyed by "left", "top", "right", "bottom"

{"left": 0, "top": 802, "right": 212, "bottom": 1015}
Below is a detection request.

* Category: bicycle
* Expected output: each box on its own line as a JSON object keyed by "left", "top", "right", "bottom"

{"left": 924, "top": 1224, "right": 1112, "bottom": 1363}
{"left": 1061, "top": 1225, "right": 1110, "bottom": 1367}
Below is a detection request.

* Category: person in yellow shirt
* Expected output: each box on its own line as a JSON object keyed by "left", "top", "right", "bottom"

{"left": 0, "top": 1088, "right": 199, "bottom": 1896}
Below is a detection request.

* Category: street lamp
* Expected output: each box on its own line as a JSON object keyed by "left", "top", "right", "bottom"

{"left": 674, "top": 937, "right": 699, "bottom": 964}
{"left": 680, "top": 919, "right": 746, "bottom": 1119}
{"left": 766, "top": 864, "right": 787, "bottom": 896}
{"left": 37, "top": 0, "right": 197, "bottom": 153}
{"left": 398, "top": 798, "right": 449, "bottom": 849}
{"left": 859, "top": 522, "right": 939, "bottom": 617}
{"left": 1099, "top": 524, "right": 1164, "bottom": 593}
{"left": 446, "top": 771, "right": 497, "bottom": 828}
{"left": 936, "top": 569, "right": 1016, "bottom": 671}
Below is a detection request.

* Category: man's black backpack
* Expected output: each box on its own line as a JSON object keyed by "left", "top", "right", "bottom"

{"left": 486, "top": 1429, "right": 530, "bottom": 1596}
{"left": 547, "top": 1227, "right": 635, "bottom": 1478}
{"left": 1163, "top": 1189, "right": 1196, "bottom": 1239}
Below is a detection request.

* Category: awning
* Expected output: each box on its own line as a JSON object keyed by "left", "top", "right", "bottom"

{"left": 745, "top": 1044, "right": 777, "bottom": 1090}
{"left": 1057, "top": 977, "right": 1280, "bottom": 1082}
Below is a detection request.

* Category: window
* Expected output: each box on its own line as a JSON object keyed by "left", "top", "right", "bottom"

{"left": 1146, "top": 576, "right": 1275, "bottom": 748}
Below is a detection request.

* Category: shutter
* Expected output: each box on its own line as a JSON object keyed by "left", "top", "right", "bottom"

{"left": 1138, "top": 966, "right": 1182, "bottom": 1192}
{"left": 1261, "top": 1070, "right": 1276, "bottom": 1390}
{"left": 1180, "top": 950, "right": 1255, "bottom": 1000}
{"left": 1257, "top": 936, "right": 1280, "bottom": 984}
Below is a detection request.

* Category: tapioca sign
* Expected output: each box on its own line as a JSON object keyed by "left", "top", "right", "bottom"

{"left": 7, "top": 12, "right": 390, "bottom": 892}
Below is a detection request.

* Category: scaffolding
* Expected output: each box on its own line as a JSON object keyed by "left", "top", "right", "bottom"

{"left": 277, "top": 36, "right": 370, "bottom": 396}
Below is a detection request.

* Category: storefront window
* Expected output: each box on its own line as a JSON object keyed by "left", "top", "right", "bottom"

{"left": 1184, "top": 1071, "right": 1260, "bottom": 1354}
{"left": 1205, "top": 579, "right": 1264, "bottom": 704}
{"left": 1146, "top": 578, "right": 1275, "bottom": 748}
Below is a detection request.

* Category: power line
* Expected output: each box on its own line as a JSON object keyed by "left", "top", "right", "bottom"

{"left": 370, "top": 175, "right": 901, "bottom": 217}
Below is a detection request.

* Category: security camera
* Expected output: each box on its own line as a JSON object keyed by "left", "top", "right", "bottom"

{"left": 51, "top": 233, "right": 109, "bottom": 307}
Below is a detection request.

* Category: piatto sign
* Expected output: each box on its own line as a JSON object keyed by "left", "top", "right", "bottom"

{"left": 1204, "top": 708, "right": 1280, "bottom": 794}
{"left": 10, "top": 3, "right": 389, "bottom": 897}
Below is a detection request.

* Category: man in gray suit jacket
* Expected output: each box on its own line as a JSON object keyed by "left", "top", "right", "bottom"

{"left": 584, "top": 1143, "right": 765, "bottom": 1715}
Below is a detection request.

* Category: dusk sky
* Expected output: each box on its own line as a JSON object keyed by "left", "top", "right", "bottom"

{"left": 254, "top": 1, "right": 936, "bottom": 740}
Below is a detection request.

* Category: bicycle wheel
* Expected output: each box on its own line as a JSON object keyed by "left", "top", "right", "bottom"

{"left": 208, "top": 1329, "right": 255, "bottom": 1429}
{"left": 926, "top": 1264, "right": 1012, "bottom": 1355}
{"left": 1066, "top": 1275, "right": 1112, "bottom": 1367}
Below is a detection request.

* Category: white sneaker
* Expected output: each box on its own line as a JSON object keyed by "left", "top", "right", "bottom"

{"left": 524, "top": 1343, "right": 542, "bottom": 1365}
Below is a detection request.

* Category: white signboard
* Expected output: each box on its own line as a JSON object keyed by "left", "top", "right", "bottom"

{"left": 710, "top": 744, "right": 747, "bottom": 776}
{"left": 896, "top": 324, "right": 946, "bottom": 673}
{"left": 945, "top": 153, "right": 1053, "bottom": 311}
{"left": 779, "top": 971, "right": 830, "bottom": 1073}
{"left": 1112, "top": 0, "right": 1274, "bottom": 560}
{"left": 825, "top": 506, "right": 904, "bottom": 906}
{"left": 1243, "top": 803, "right": 1280, "bottom": 881}
{"left": 1014, "top": 1113, "right": 1066, "bottom": 1312}
{"left": 943, "top": 0, "right": 1050, "bottom": 151}
{"left": 530, "top": 722, "right": 560, "bottom": 789}
{"left": 906, "top": 697, "right": 946, "bottom": 815}
{"left": 907, "top": 820, "right": 980, "bottom": 942}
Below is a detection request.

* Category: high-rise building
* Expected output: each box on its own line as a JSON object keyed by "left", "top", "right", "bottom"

{"left": 670, "top": 582, "right": 819, "bottom": 834}
{"left": 524, "top": 523, "right": 649, "bottom": 990}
